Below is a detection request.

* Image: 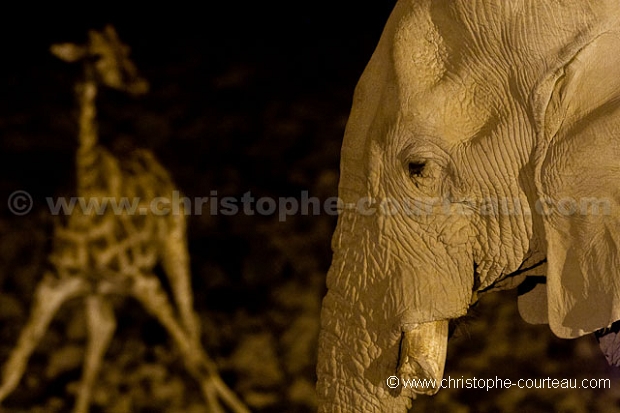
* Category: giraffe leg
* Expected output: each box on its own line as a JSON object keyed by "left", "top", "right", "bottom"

{"left": 130, "top": 274, "right": 249, "bottom": 413}
{"left": 0, "top": 274, "right": 88, "bottom": 403}
{"left": 160, "top": 212, "right": 201, "bottom": 343}
{"left": 73, "top": 294, "right": 116, "bottom": 413}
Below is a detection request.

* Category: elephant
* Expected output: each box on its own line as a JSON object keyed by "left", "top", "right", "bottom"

{"left": 316, "top": 0, "right": 620, "bottom": 411}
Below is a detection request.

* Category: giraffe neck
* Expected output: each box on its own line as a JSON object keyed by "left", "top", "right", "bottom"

{"left": 75, "top": 79, "right": 110, "bottom": 197}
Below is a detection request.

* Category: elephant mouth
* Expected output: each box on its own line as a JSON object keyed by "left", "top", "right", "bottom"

{"left": 396, "top": 320, "right": 449, "bottom": 396}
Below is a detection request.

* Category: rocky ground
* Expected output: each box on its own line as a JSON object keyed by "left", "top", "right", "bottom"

{"left": 1, "top": 5, "right": 619, "bottom": 413}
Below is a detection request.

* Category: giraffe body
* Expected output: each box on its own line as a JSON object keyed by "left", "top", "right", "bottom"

{"left": 0, "top": 26, "right": 248, "bottom": 413}
{"left": 51, "top": 148, "right": 171, "bottom": 286}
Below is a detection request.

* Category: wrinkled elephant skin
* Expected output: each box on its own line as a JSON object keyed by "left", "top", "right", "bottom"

{"left": 317, "top": 0, "right": 620, "bottom": 411}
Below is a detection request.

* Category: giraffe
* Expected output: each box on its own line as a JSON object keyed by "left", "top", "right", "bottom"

{"left": 0, "top": 26, "right": 249, "bottom": 413}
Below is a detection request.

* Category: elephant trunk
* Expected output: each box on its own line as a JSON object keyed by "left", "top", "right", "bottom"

{"left": 317, "top": 296, "right": 449, "bottom": 411}
{"left": 316, "top": 193, "right": 472, "bottom": 410}
{"left": 317, "top": 320, "right": 404, "bottom": 412}
{"left": 317, "top": 217, "right": 452, "bottom": 411}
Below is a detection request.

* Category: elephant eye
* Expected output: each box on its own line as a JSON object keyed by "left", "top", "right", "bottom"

{"left": 408, "top": 161, "right": 426, "bottom": 178}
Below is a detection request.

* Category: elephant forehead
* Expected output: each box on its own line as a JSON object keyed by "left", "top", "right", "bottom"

{"left": 388, "top": 0, "right": 618, "bottom": 100}
{"left": 426, "top": 0, "right": 615, "bottom": 67}
{"left": 350, "top": 0, "right": 620, "bottom": 152}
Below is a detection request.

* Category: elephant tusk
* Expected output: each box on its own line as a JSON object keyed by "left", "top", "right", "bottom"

{"left": 397, "top": 320, "right": 449, "bottom": 396}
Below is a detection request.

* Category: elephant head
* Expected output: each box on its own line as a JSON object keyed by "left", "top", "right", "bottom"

{"left": 317, "top": 0, "right": 620, "bottom": 411}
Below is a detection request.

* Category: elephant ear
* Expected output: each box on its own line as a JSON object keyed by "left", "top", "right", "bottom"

{"left": 532, "top": 32, "right": 620, "bottom": 339}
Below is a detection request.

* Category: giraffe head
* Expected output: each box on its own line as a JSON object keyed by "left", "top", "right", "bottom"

{"left": 51, "top": 25, "right": 149, "bottom": 96}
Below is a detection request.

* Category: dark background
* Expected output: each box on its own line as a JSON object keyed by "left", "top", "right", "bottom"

{"left": 1, "top": 4, "right": 619, "bottom": 412}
